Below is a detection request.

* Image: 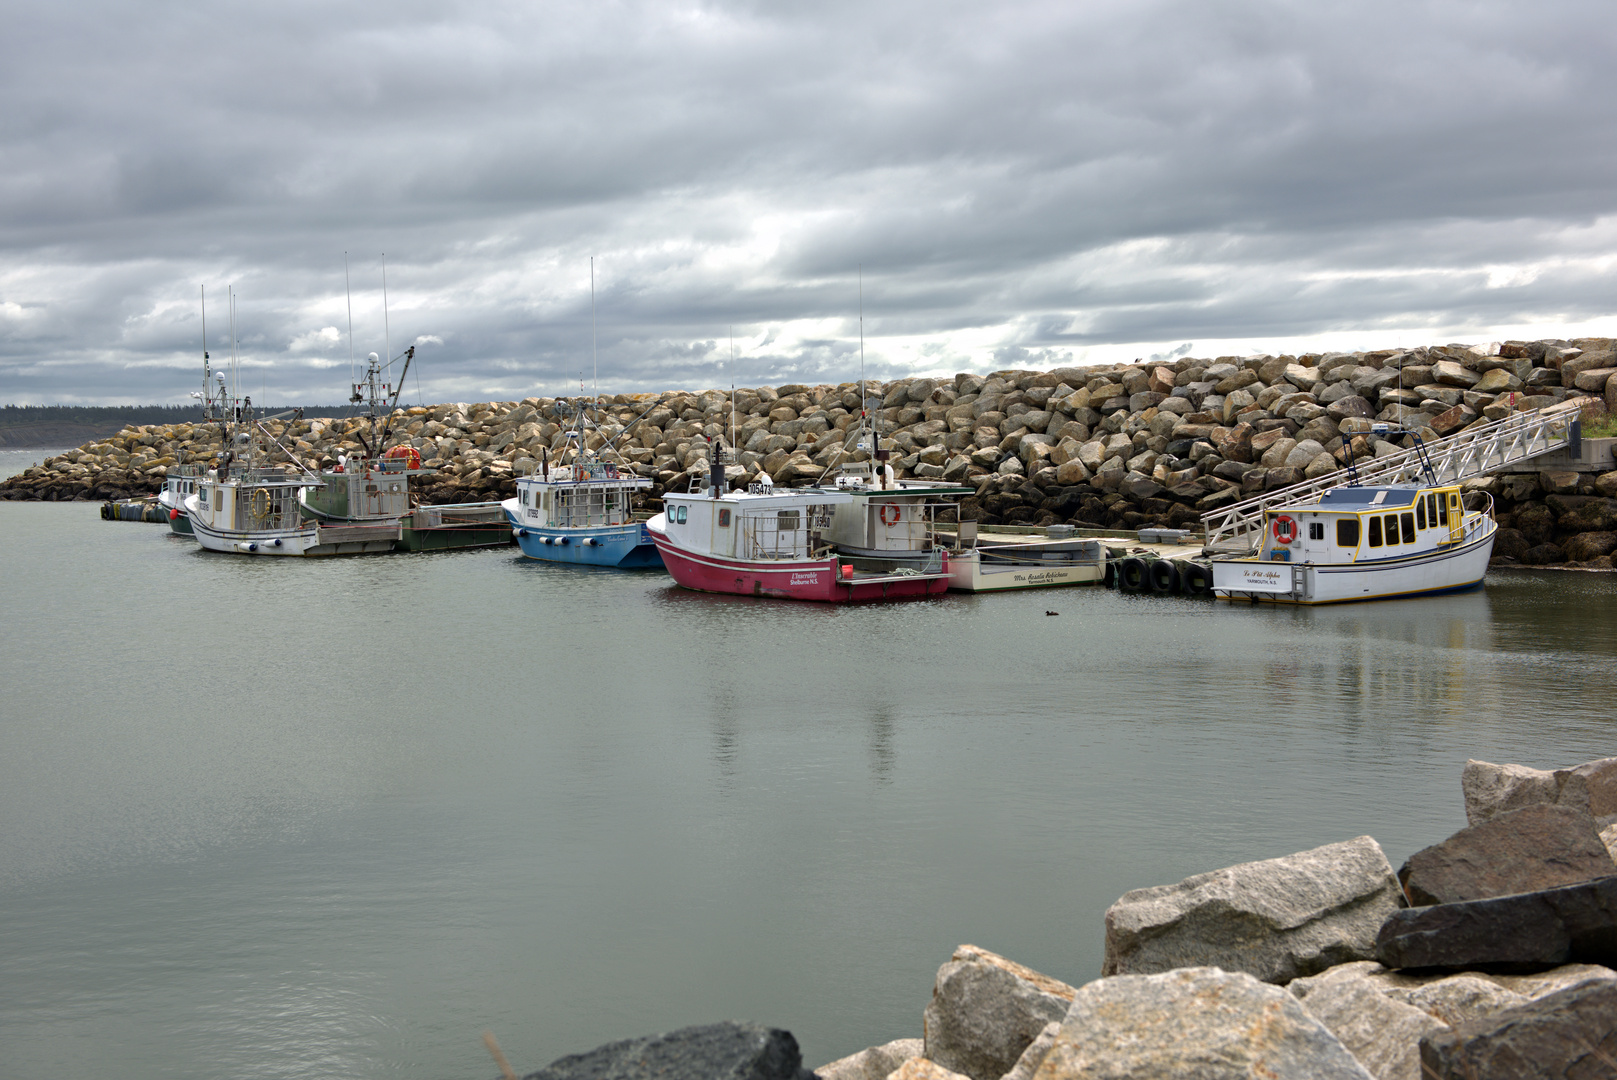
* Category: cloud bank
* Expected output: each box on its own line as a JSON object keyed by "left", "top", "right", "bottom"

{"left": 4, "top": 0, "right": 1617, "bottom": 404}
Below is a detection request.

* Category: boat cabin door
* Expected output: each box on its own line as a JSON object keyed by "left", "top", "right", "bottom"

{"left": 1297, "top": 516, "right": 1331, "bottom": 563}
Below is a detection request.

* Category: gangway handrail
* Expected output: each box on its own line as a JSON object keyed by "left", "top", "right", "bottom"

{"left": 1200, "top": 399, "right": 1583, "bottom": 553}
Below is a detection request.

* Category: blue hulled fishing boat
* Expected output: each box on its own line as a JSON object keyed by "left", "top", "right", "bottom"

{"left": 503, "top": 454, "right": 660, "bottom": 568}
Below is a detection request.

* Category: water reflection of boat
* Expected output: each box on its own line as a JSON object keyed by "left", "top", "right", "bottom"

{"left": 1212, "top": 482, "right": 1495, "bottom": 605}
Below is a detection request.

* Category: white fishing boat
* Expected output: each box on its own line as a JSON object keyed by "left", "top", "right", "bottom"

{"left": 1210, "top": 482, "right": 1495, "bottom": 604}
{"left": 647, "top": 457, "right": 950, "bottom": 602}
{"left": 816, "top": 458, "right": 972, "bottom": 566}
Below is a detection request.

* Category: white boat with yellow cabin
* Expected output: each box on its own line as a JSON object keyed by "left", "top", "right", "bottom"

{"left": 1210, "top": 482, "right": 1495, "bottom": 604}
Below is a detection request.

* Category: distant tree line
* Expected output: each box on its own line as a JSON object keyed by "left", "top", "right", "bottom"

{"left": 0, "top": 404, "right": 361, "bottom": 447}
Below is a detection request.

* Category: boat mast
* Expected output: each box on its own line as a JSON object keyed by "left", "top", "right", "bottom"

{"left": 859, "top": 265, "right": 872, "bottom": 467}
{"left": 345, "top": 252, "right": 355, "bottom": 395}
{"left": 200, "top": 286, "right": 211, "bottom": 421}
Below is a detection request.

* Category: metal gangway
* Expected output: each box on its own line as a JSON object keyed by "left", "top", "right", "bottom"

{"left": 1201, "top": 399, "right": 1585, "bottom": 553}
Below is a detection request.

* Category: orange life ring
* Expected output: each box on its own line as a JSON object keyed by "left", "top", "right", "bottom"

{"left": 879, "top": 503, "right": 901, "bottom": 527}
{"left": 1271, "top": 514, "right": 1297, "bottom": 544}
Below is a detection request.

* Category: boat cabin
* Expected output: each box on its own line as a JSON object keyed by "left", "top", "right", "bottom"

{"left": 513, "top": 460, "right": 651, "bottom": 529}
{"left": 817, "top": 462, "right": 971, "bottom": 556}
{"left": 195, "top": 470, "right": 313, "bottom": 533}
{"left": 1259, "top": 485, "right": 1467, "bottom": 563}
{"left": 301, "top": 453, "right": 422, "bottom": 522}
{"left": 161, "top": 464, "right": 202, "bottom": 504}
{"left": 662, "top": 487, "right": 854, "bottom": 561}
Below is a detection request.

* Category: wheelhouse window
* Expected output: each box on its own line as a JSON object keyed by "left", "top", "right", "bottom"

{"left": 1436, "top": 494, "right": 1449, "bottom": 526}
{"left": 777, "top": 510, "right": 801, "bottom": 531}
{"left": 1367, "top": 516, "right": 1382, "bottom": 547}
{"left": 1308, "top": 521, "right": 1325, "bottom": 541}
{"left": 1337, "top": 518, "right": 1359, "bottom": 547}
{"left": 1401, "top": 512, "right": 1416, "bottom": 543}
{"left": 676, "top": 506, "right": 688, "bottom": 524}
{"left": 1384, "top": 513, "right": 1400, "bottom": 544}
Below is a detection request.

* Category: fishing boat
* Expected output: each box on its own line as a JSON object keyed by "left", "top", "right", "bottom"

{"left": 157, "top": 464, "right": 204, "bottom": 535}
{"left": 646, "top": 457, "right": 949, "bottom": 601}
{"left": 1209, "top": 482, "right": 1495, "bottom": 604}
{"left": 501, "top": 260, "right": 661, "bottom": 568}
{"left": 298, "top": 349, "right": 511, "bottom": 552}
{"left": 815, "top": 457, "right": 1103, "bottom": 592}
{"left": 816, "top": 458, "right": 972, "bottom": 565}
{"left": 504, "top": 452, "right": 659, "bottom": 568}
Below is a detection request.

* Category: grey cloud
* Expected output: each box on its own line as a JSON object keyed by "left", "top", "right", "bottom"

{"left": 3, "top": 0, "right": 1617, "bottom": 404}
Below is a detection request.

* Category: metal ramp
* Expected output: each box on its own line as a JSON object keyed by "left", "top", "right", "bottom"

{"left": 1201, "top": 399, "right": 1584, "bottom": 554}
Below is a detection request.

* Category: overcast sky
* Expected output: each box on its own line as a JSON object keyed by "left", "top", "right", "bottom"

{"left": 3, "top": 1, "right": 1616, "bottom": 405}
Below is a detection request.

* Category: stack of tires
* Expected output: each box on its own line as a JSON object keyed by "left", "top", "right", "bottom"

{"left": 1105, "top": 556, "right": 1213, "bottom": 598}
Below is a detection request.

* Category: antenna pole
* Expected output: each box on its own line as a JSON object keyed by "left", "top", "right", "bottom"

{"left": 200, "top": 285, "right": 210, "bottom": 420}
{"left": 345, "top": 252, "right": 355, "bottom": 394}
{"left": 590, "top": 257, "right": 599, "bottom": 412}
{"left": 729, "top": 325, "right": 736, "bottom": 453}
{"left": 859, "top": 265, "right": 867, "bottom": 457}
{"left": 382, "top": 253, "right": 391, "bottom": 364}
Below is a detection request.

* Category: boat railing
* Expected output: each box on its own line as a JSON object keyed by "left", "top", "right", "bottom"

{"left": 1202, "top": 398, "right": 1582, "bottom": 554}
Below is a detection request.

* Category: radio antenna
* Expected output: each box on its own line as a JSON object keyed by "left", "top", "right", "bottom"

{"left": 590, "top": 257, "right": 599, "bottom": 410}
{"left": 382, "top": 253, "right": 391, "bottom": 370}
{"left": 859, "top": 265, "right": 867, "bottom": 454}
{"left": 344, "top": 252, "right": 355, "bottom": 391}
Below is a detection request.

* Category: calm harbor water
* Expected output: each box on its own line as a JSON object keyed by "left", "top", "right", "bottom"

{"left": 2, "top": 500, "right": 1615, "bottom": 1080}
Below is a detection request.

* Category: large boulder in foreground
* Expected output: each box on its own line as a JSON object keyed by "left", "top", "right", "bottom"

{"left": 1102, "top": 836, "right": 1405, "bottom": 984}
{"left": 1463, "top": 756, "right": 1617, "bottom": 827}
{"left": 1288, "top": 961, "right": 1617, "bottom": 1079}
{"left": 1418, "top": 978, "right": 1617, "bottom": 1079}
{"left": 1031, "top": 967, "right": 1372, "bottom": 1080}
{"left": 813, "top": 1039, "right": 922, "bottom": 1080}
{"left": 884, "top": 1060, "right": 970, "bottom": 1080}
{"left": 922, "top": 945, "right": 1076, "bottom": 1080}
{"left": 1397, "top": 804, "right": 1617, "bottom": 906}
{"left": 1376, "top": 876, "right": 1617, "bottom": 971}
{"left": 522, "top": 1022, "right": 816, "bottom": 1080}
{"left": 1295, "top": 977, "right": 1444, "bottom": 1080}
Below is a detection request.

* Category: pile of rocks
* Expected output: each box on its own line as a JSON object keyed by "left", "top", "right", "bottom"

{"left": 519, "top": 755, "right": 1617, "bottom": 1080}
{"left": 810, "top": 754, "right": 1617, "bottom": 1079}
{"left": 8, "top": 338, "right": 1617, "bottom": 567}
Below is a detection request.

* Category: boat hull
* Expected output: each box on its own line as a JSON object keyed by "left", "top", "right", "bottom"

{"left": 157, "top": 491, "right": 194, "bottom": 535}
{"left": 1211, "top": 524, "right": 1496, "bottom": 604}
{"left": 947, "top": 551, "right": 1104, "bottom": 592}
{"left": 397, "top": 520, "right": 512, "bottom": 552}
{"left": 650, "top": 532, "right": 947, "bottom": 601}
{"left": 190, "top": 512, "right": 398, "bottom": 556}
{"left": 504, "top": 501, "right": 662, "bottom": 568}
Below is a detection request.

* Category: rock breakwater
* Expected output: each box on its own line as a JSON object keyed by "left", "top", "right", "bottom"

{"left": 9, "top": 337, "right": 1617, "bottom": 567}
{"left": 509, "top": 755, "right": 1617, "bottom": 1080}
